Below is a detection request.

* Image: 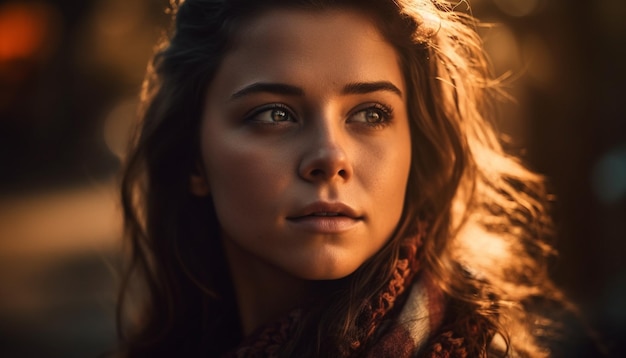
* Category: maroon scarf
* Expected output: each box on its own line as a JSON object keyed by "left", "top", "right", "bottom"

{"left": 224, "top": 223, "right": 494, "bottom": 357}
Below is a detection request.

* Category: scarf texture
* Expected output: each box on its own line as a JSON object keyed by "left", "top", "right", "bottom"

{"left": 224, "top": 223, "right": 495, "bottom": 357}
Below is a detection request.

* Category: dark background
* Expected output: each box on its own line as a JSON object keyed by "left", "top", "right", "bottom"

{"left": 0, "top": 0, "right": 624, "bottom": 357}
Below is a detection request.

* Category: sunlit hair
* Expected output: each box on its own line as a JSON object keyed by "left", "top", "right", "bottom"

{"left": 118, "top": 0, "right": 563, "bottom": 356}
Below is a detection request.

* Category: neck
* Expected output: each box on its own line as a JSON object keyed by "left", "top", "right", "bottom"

{"left": 221, "top": 238, "right": 314, "bottom": 336}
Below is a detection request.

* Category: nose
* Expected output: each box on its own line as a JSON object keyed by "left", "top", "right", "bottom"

{"left": 298, "top": 121, "right": 353, "bottom": 183}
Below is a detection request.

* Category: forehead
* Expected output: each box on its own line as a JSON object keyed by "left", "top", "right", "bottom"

{"left": 211, "top": 8, "right": 405, "bottom": 96}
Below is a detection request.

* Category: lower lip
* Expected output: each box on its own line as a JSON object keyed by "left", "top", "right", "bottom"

{"left": 286, "top": 216, "right": 361, "bottom": 234}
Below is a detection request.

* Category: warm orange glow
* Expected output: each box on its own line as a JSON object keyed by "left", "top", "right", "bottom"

{"left": 0, "top": 3, "right": 51, "bottom": 60}
{"left": 0, "top": 184, "right": 123, "bottom": 258}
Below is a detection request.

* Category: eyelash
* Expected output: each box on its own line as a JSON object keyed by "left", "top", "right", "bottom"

{"left": 244, "top": 102, "right": 394, "bottom": 129}
{"left": 349, "top": 103, "right": 394, "bottom": 129}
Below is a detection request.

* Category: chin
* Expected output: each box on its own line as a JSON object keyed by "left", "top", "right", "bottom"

{"left": 289, "top": 261, "right": 363, "bottom": 281}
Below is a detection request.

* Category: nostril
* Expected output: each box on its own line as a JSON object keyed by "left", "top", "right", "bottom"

{"left": 299, "top": 149, "right": 352, "bottom": 181}
{"left": 307, "top": 168, "right": 347, "bottom": 180}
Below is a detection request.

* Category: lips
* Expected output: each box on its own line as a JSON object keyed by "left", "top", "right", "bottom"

{"left": 287, "top": 202, "right": 362, "bottom": 220}
{"left": 308, "top": 212, "right": 341, "bottom": 217}
{"left": 286, "top": 202, "right": 363, "bottom": 234}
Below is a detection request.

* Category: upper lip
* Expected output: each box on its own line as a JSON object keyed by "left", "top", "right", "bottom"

{"left": 287, "top": 201, "right": 362, "bottom": 220}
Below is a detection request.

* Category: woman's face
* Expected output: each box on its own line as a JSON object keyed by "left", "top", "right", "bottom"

{"left": 196, "top": 8, "right": 412, "bottom": 280}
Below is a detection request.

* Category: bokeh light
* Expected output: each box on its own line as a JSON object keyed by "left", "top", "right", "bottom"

{"left": 492, "top": 0, "right": 540, "bottom": 17}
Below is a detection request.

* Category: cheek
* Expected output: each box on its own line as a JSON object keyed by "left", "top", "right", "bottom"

{"left": 376, "top": 132, "right": 412, "bottom": 229}
{"left": 346, "top": 134, "right": 410, "bottom": 249}
{"left": 201, "top": 136, "right": 290, "bottom": 228}
{"left": 366, "top": 132, "right": 411, "bottom": 197}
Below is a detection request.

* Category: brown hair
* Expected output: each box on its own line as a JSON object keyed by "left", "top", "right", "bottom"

{"left": 118, "top": 0, "right": 563, "bottom": 356}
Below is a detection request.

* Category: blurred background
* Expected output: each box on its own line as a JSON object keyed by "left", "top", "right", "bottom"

{"left": 0, "top": 0, "right": 624, "bottom": 357}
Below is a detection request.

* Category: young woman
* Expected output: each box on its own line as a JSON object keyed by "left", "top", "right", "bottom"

{"left": 117, "top": 0, "right": 567, "bottom": 356}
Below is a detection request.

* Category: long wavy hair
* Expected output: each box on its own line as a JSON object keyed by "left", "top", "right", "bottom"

{"left": 117, "top": 0, "right": 563, "bottom": 356}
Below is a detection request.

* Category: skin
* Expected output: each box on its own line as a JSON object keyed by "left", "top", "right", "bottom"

{"left": 192, "top": 8, "right": 412, "bottom": 334}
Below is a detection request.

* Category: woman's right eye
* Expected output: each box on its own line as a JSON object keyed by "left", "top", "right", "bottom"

{"left": 246, "top": 105, "right": 295, "bottom": 124}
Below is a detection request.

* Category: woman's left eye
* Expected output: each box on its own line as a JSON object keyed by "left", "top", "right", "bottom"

{"left": 349, "top": 104, "right": 393, "bottom": 127}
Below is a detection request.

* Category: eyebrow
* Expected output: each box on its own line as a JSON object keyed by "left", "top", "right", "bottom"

{"left": 342, "top": 81, "right": 403, "bottom": 98}
{"left": 229, "top": 80, "right": 403, "bottom": 100}
{"left": 230, "top": 83, "right": 304, "bottom": 99}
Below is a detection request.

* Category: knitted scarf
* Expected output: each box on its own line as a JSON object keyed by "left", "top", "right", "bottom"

{"left": 224, "top": 225, "right": 495, "bottom": 357}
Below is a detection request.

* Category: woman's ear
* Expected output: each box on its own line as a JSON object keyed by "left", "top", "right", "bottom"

{"left": 189, "top": 163, "right": 210, "bottom": 196}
